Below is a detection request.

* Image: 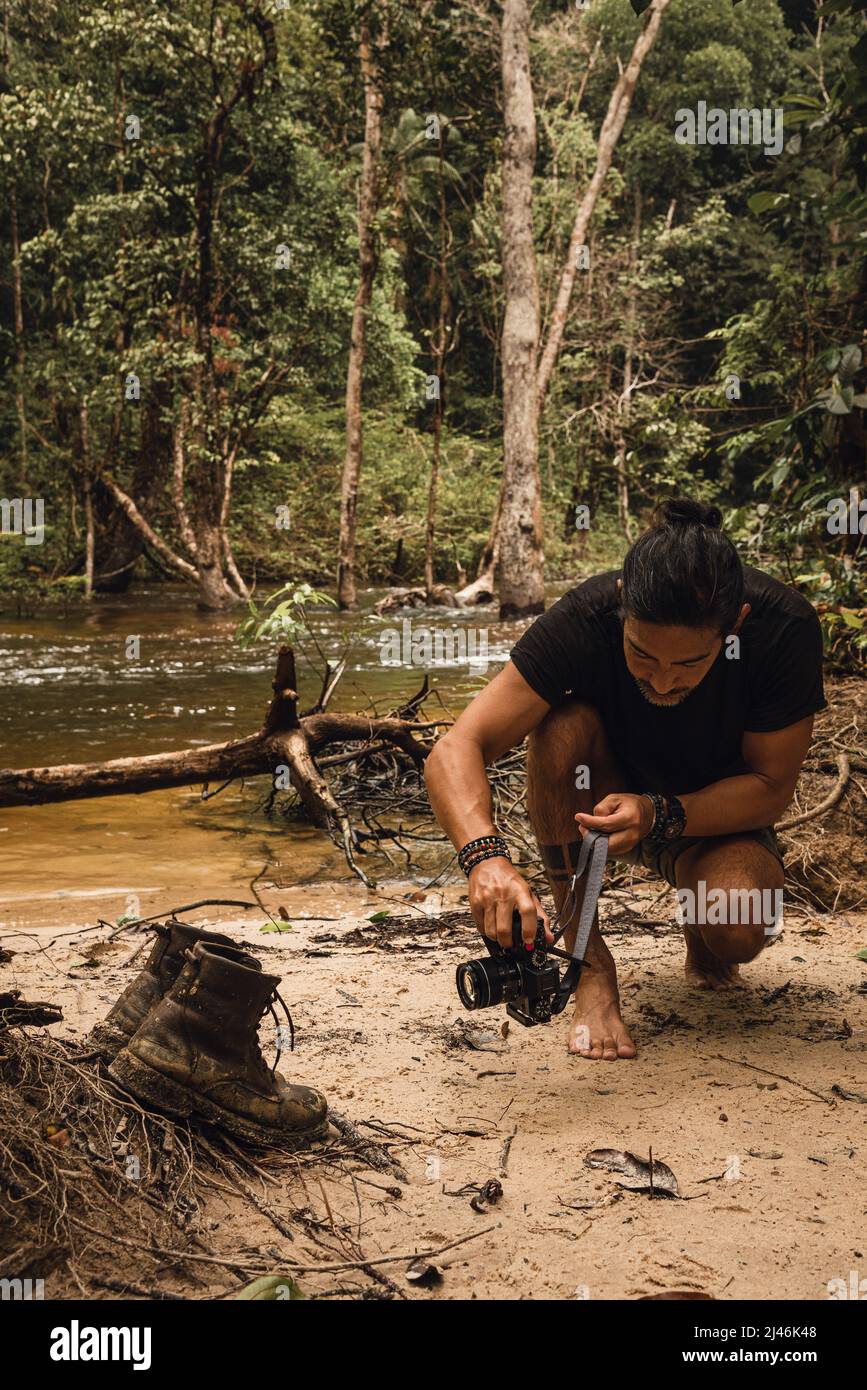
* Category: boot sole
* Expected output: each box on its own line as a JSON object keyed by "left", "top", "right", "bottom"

{"left": 87, "top": 1020, "right": 135, "bottom": 1061}
{"left": 109, "top": 1049, "right": 329, "bottom": 1148}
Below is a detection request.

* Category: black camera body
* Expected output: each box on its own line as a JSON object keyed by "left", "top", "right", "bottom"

{"left": 455, "top": 913, "right": 572, "bottom": 1027}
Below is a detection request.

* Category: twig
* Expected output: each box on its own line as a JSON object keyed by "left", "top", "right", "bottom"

{"left": 831, "top": 1084, "right": 867, "bottom": 1104}
{"left": 710, "top": 1054, "right": 834, "bottom": 1105}
{"left": 68, "top": 1217, "right": 261, "bottom": 1275}
{"left": 499, "top": 1125, "right": 517, "bottom": 1176}
{"left": 328, "top": 1110, "right": 409, "bottom": 1182}
{"left": 288, "top": 1223, "right": 496, "bottom": 1275}
{"left": 90, "top": 1277, "right": 185, "bottom": 1300}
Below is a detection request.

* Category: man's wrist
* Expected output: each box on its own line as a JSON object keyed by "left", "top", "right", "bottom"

{"left": 458, "top": 834, "right": 511, "bottom": 876}
{"left": 641, "top": 792, "right": 686, "bottom": 844}
{"left": 466, "top": 853, "right": 512, "bottom": 877}
{"left": 638, "top": 794, "right": 657, "bottom": 838}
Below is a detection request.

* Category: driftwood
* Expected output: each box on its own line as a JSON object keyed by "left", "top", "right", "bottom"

{"left": 0, "top": 647, "right": 445, "bottom": 886}
{"left": 374, "top": 584, "right": 459, "bottom": 614}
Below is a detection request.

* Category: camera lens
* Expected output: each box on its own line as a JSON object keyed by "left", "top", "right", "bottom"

{"left": 456, "top": 954, "right": 523, "bottom": 1011}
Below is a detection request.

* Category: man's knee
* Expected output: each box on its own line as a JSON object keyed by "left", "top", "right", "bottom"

{"left": 527, "top": 701, "right": 605, "bottom": 782}
{"left": 705, "top": 916, "right": 768, "bottom": 964}
{"left": 677, "top": 840, "right": 784, "bottom": 963}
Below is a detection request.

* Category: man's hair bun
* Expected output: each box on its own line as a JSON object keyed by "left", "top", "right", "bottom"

{"left": 656, "top": 498, "right": 722, "bottom": 530}
{"left": 621, "top": 496, "right": 742, "bottom": 633}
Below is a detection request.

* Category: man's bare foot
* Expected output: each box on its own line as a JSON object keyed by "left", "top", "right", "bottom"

{"left": 567, "top": 939, "right": 637, "bottom": 1060}
{"left": 682, "top": 923, "right": 742, "bottom": 991}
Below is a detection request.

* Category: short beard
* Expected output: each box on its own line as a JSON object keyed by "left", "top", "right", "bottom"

{"left": 633, "top": 677, "right": 693, "bottom": 708}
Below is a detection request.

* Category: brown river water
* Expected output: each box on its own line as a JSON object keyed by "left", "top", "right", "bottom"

{"left": 0, "top": 586, "right": 545, "bottom": 930}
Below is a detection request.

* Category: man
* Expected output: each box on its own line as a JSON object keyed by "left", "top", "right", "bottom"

{"left": 424, "top": 499, "right": 825, "bottom": 1061}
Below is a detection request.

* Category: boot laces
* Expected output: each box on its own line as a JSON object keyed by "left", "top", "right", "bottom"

{"left": 177, "top": 946, "right": 295, "bottom": 1077}
{"left": 265, "top": 988, "right": 295, "bottom": 1075}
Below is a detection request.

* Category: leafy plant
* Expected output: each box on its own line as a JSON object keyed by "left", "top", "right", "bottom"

{"left": 235, "top": 583, "right": 336, "bottom": 648}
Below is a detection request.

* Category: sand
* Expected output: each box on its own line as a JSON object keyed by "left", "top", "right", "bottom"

{"left": 3, "top": 872, "right": 866, "bottom": 1302}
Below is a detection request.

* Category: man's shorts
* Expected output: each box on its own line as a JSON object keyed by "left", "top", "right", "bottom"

{"left": 619, "top": 826, "right": 784, "bottom": 888}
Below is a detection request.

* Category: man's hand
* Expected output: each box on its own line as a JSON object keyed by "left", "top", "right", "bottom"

{"left": 467, "top": 856, "right": 552, "bottom": 948}
{"left": 575, "top": 793, "right": 654, "bottom": 854}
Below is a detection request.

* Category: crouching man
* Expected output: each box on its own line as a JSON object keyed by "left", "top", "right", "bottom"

{"left": 424, "top": 499, "right": 825, "bottom": 1060}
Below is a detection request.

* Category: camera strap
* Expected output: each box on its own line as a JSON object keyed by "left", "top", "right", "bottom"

{"left": 568, "top": 829, "right": 609, "bottom": 966}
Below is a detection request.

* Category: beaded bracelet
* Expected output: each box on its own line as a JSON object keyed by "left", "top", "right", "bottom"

{"left": 458, "top": 834, "right": 510, "bottom": 876}
{"left": 461, "top": 846, "right": 513, "bottom": 876}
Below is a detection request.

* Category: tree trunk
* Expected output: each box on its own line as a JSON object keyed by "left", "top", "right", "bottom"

{"left": 424, "top": 122, "right": 452, "bottom": 599}
{"left": 80, "top": 402, "right": 94, "bottom": 599}
{"left": 8, "top": 183, "right": 27, "bottom": 480}
{"left": 4, "top": 4, "right": 27, "bottom": 481}
{"left": 425, "top": 412, "right": 442, "bottom": 597}
{"left": 455, "top": 488, "right": 501, "bottom": 606}
{"left": 95, "top": 389, "right": 170, "bottom": 592}
{"left": 614, "top": 185, "right": 642, "bottom": 543}
{"left": 535, "top": 0, "right": 671, "bottom": 408}
{"left": 466, "top": 0, "right": 669, "bottom": 608}
{"left": 498, "top": 0, "right": 544, "bottom": 620}
{"left": 194, "top": 518, "right": 238, "bottom": 610}
{"left": 337, "top": 11, "right": 386, "bottom": 609}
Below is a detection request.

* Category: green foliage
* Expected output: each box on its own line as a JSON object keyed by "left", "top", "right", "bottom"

{"left": 236, "top": 582, "right": 336, "bottom": 648}
{"left": 0, "top": 0, "right": 863, "bottom": 634}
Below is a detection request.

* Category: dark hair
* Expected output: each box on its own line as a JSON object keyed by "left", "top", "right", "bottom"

{"left": 620, "top": 498, "right": 744, "bottom": 633}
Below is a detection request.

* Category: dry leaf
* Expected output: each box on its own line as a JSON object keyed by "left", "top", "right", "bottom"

{"left": 585, "top": 1148, "right": 680, "bottom": 1198}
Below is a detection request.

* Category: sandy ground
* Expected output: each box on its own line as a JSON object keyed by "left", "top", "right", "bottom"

{"left": 3, "top": 876, "right": 866, "bottom": 1301}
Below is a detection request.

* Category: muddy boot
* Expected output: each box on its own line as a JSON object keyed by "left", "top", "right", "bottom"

{"left": 109, "top": 941, "right": 328, "bottom": 1145}
{"left": 87, "top": 920, "right": 242, "bottom": 1060}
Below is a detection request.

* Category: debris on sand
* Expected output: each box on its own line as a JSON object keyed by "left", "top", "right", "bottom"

{"left": 585, "top": 1148, "right": 680, "bottom": 1199}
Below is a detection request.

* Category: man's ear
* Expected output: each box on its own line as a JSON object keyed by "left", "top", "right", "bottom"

{"left": 616, "top": 578, "right": 623, "bottom": 593}
{"left": 730, "top": 602, "right": 751, "bottom": 635}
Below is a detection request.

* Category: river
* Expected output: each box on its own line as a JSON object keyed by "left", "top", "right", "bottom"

{"left": 0, "top": 587, "right": 542, "bottom": 928}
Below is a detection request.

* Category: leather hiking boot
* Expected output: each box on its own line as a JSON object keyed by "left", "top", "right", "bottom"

{"left": 109, "top": 940, "right": 328, "bottom": 1145}
{"left": 88, "top": 919, "right": 240, "bottom": 1060}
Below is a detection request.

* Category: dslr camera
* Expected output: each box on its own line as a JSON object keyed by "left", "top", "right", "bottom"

{"left": 455, "top": 911, "right": 582, "bottom": 1028}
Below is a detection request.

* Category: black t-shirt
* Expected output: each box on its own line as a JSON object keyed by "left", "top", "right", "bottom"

{"left": 510, "top": 566, "right": 826, "bottom": 795}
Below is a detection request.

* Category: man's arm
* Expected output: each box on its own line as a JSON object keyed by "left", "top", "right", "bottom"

{"left": 424, "top": 662, "right": 552, "bottom": 944}
{"left": 676, "top": 715, "right": 814, "bottom": 837}
{"left": 576, "top": 716, "right": 814, "bottom": 848}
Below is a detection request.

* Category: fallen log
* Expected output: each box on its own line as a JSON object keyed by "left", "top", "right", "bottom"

{"left": 0, "top": 719, "right": 439, "bottom": 809}
{"left": 0, "top": 647, "right": 446, "bottom": 886}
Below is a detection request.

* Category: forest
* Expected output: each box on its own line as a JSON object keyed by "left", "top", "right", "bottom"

{"left": 0, "top": 0, "right": 864, "bottom": 652}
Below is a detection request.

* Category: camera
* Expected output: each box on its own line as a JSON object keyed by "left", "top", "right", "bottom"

{"left": 455, "top": 912, "right": 577, "bottom": 1027}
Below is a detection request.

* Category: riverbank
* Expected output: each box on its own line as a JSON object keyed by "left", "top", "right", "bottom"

{"left": 3, "top": 874, "right": 866, "bottom": 1301}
